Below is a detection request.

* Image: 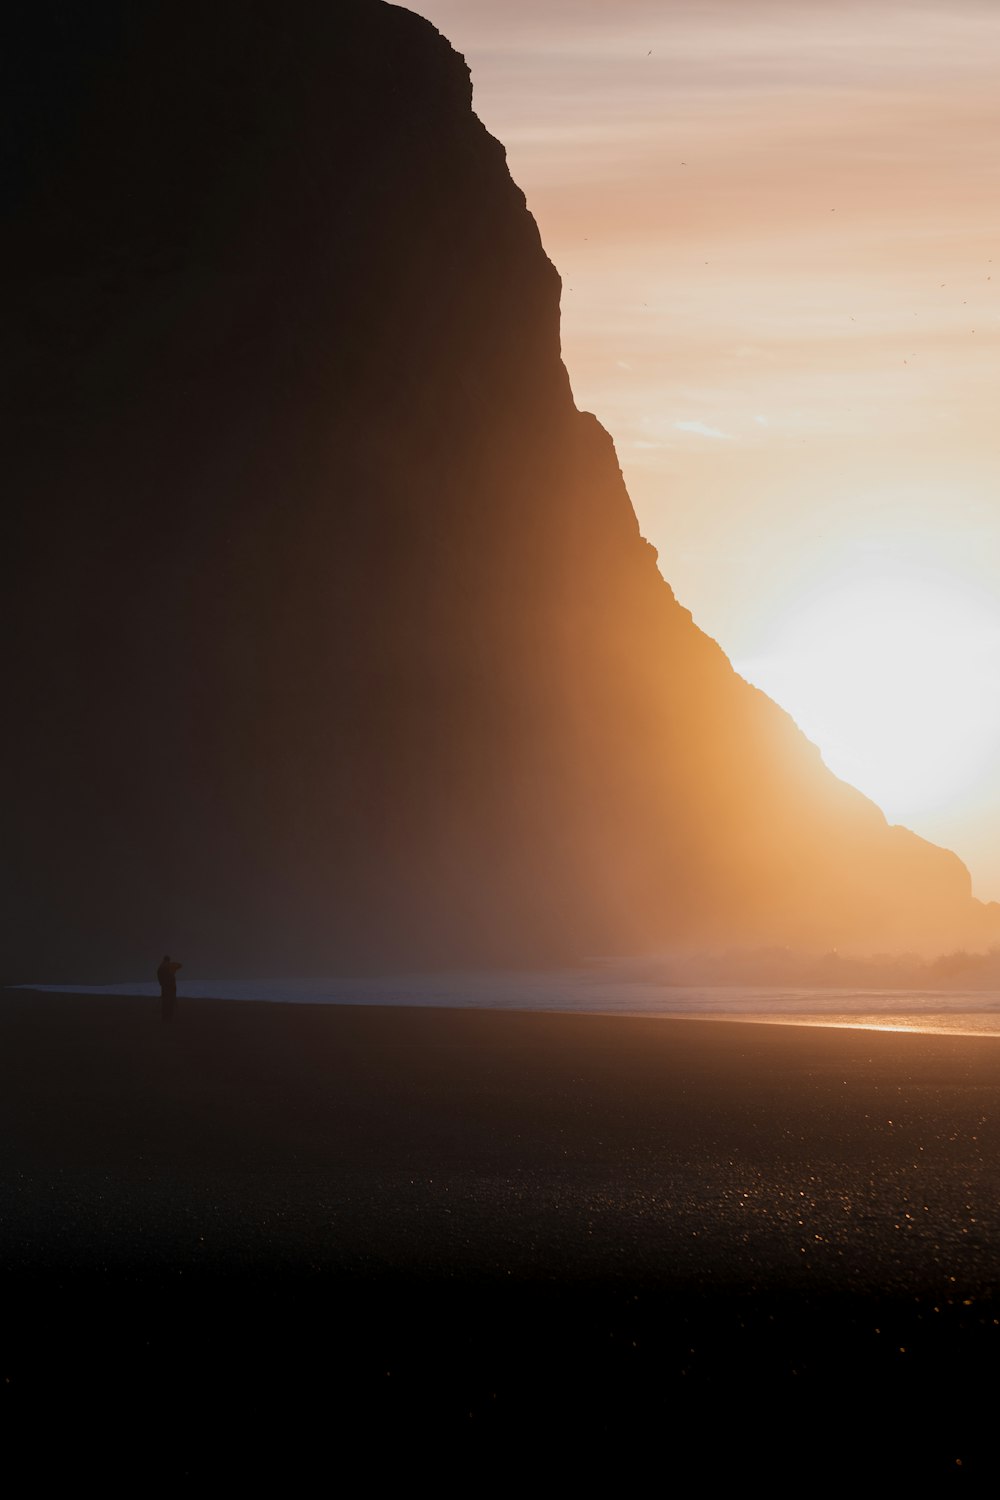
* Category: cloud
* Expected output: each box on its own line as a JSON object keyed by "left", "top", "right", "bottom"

{"left": 674, "top": 420, "right": 733, "bottom": 439}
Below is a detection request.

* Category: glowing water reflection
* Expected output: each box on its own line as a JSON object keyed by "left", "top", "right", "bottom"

{"left": 15, "top": 972, "right": 1000, "bottom": 1038}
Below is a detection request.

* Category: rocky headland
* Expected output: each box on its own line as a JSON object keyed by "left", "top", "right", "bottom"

{"left": 4, "top": 0, "right": 996, "bottom": 980}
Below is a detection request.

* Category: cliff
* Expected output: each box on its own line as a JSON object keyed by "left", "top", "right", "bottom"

{"left": 4, "top": 0, "right": 996, "bottom": 979}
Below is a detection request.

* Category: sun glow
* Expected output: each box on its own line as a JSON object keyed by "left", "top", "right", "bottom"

{"left": 736, "top": 557, "right": 1000, "bottom": 828}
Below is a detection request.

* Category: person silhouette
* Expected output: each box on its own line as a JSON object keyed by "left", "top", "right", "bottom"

{"left": 157, "top": 953, "right": 181, "bottom": 1022}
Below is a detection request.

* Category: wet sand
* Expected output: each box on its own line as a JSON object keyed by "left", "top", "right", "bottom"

{"left": 3, "top": 991, "right": 1000, "bottom": 1478}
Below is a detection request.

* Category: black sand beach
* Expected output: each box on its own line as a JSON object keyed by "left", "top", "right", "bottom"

{"left": 4, "top": 992, "right": 1000, "bottom": 1479}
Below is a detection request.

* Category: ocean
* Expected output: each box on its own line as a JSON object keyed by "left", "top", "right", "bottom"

{"left": 15, "top": 969, "right": 1000, "bottom": 1036}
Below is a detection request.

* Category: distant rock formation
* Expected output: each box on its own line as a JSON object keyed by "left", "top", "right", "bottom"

{"left": 4, "top": 0, "right": 997, "bottom": 979}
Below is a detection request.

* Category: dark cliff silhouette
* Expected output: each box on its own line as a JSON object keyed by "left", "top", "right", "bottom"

{"left": 4, "top": 0, "right": 997, "bottom": 980}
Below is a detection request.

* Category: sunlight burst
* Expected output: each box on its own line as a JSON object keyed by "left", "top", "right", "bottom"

{"left": 737, "top": 563, "right": 1000, "bottom": 824}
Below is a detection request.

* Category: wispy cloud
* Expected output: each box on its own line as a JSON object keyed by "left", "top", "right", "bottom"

{"left": 674, "top": 419, "right": 733, "bottom": 439}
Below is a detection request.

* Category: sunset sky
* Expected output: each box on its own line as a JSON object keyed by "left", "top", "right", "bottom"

{"left": 415, "top": 0, "right": 1000, "bottom": 903}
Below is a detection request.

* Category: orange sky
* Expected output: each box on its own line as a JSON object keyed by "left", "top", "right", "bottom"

{"left": 414, "top": 1, "right": 1000, "bottom": 903}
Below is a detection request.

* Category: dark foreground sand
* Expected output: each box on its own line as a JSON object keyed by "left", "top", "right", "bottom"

{"left": 3, "top": 991, "right": 1000, "bottom": 1479}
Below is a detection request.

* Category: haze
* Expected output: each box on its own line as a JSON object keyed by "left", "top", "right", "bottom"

{"left": 415, "top": 0, "right": 1000, "bottom": 899}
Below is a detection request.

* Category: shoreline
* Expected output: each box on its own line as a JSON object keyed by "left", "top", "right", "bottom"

{"left": 11, "top": 979, "right": 1000, "bottom": 1039}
